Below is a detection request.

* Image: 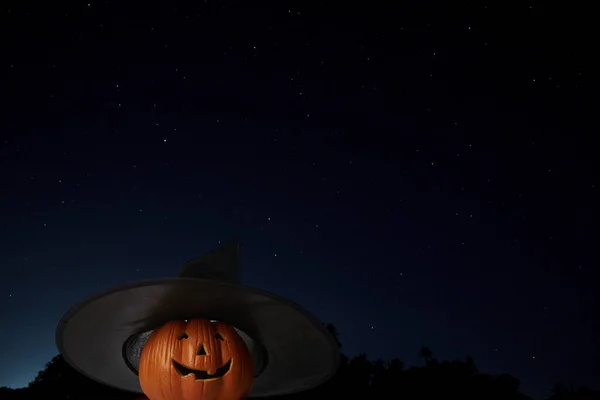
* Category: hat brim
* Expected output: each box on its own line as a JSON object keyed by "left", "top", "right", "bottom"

{"left": 56, "top": 278, "right": 340, "bottom": 397}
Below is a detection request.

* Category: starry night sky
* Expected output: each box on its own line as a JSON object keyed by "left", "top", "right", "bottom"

{"left": 0, "top": 1, "right": 597, "bottom": 399}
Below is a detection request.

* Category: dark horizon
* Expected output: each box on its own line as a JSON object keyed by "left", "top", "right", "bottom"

{"left": 1, "top": 1, "right": 597, "bottom": 399}
{"left": 3, "top": 326, "right": 598, "bottom": 400}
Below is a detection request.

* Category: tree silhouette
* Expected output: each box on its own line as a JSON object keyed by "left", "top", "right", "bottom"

{"left": 465, "top": 355, "right": 478, "bottom": 375}
{"left": 325, "top": 323, "right": 342, "bottom": 348}
{"left": 28, "top": 355, "right": 72, "bottom": 390}
{"left": 0, "top": 386, "right": 28, "bottom": 400}
{"left": 2, "top": 323, "right": 599, "bottom": 400}
{"left": 549, "top": 383, "right": 600, "bottom": 400}
{"left": 418, "top": 345, "right": 434, "bottom": 365}
{"left": 496, "top": 373, "right": 521, "bottom": 394}
{"left": 23, "top": 354, "right": 132, "bottom": 400}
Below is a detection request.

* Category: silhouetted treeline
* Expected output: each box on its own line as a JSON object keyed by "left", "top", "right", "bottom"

{"left": 1, "top": 324, "right": 597, "bottom": 400}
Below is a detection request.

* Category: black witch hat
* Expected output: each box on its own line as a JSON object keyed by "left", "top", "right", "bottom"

{"left": 56, "top": 239, "right": 339, "bottom": 397}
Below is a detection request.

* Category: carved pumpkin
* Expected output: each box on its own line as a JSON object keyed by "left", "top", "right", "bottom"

{"left": 139, "top": 318, "right": 254, "bottom": 400}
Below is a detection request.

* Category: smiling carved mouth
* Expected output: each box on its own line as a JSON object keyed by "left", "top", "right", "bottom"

{"left": 172, "top": 359, "right": 232, "bottom": 380}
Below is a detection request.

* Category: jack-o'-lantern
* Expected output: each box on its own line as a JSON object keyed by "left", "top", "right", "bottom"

{"left": 139, "top": 318, "right": 254, "bottom": 400}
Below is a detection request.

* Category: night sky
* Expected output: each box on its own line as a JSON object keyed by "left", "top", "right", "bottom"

{"left": 0, "top": 1, "right": 597, "bottom": 399}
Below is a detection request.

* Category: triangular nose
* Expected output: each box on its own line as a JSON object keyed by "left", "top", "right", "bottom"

{"left": 197, "top": 344, "right": 207, "bottom": 356}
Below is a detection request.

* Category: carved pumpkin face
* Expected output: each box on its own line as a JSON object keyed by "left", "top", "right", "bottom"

{"left": 139, "top": 318, "right": 254, "bottom": 400}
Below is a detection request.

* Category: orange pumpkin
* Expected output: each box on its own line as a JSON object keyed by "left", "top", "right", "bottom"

{"left": 139, "top": 318, "right": 254, "bottom": 400}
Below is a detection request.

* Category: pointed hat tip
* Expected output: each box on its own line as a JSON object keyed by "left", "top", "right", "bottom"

{"left": 178, "top": 237, "right": 242, "bottom": 282}
{"left": 224, "top": 236, "right": 242, "bottom": 247}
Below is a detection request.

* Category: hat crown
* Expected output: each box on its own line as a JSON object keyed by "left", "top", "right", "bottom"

{"left": 178, "top": 238, "right": 241, "bottom": 282}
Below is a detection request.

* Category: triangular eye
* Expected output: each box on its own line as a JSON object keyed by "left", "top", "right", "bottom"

{"left": 177, "top": 333, "right": 189, "bottom": 340}
{"left": 214, "top": 333, "right": 225, "bottom": 341}
{"left": 197, "top": 344, "right": 207, "bottom": 355}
